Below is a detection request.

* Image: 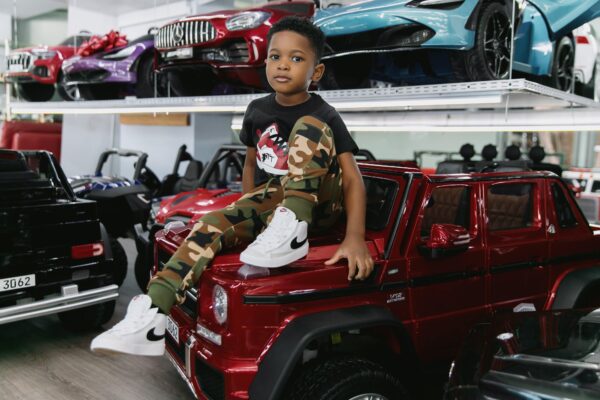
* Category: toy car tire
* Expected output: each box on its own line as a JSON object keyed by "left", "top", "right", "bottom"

{"left": 284, "top": 356, "right": 410, "bottom": 400}
{"left": 463, "top": 2, "right": 511, "bottom": 81}
{"left": 15, "top": 82, "right": 55, "bottom": 102}
{"left": 58, "top": 300, "right": 116, "bottom": 332}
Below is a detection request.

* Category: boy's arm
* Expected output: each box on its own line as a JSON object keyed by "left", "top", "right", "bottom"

{"left": 242, "top": 147, "right": 257, "bottom": 194}
{"left": 325, "top": 152, "right": 374, "bottom": 280}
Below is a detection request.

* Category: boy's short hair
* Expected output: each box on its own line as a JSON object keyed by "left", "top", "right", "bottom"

{"left": 267, "top": 16, "right": 325, "bottom": 62}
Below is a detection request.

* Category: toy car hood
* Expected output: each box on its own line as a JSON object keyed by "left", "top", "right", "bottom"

{"left": 155, "top": 188, "right": 242, "bottom": 224}
{"left": 158, "top": 223, "right": 380, "bottom": 282}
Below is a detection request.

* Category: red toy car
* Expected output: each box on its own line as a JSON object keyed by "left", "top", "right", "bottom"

{"left": 155, "top": 163, "right": 600, "bottom": 399}
{"left": 154, "top": 1, "right": 316, "bottom": 96}
{"left": 6, "top": 34, "right": 91, "bottom": 101}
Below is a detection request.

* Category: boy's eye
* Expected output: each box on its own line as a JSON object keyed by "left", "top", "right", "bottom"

{"left": 292, "top": 56, "right": 303, "bottom": 62}
{"left": 269, "top": 54, "right": 279, "bottom": 61}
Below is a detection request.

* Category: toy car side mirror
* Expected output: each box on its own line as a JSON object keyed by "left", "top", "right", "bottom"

{"left": 419, "top": 223, "right": 470, "bottom": 259}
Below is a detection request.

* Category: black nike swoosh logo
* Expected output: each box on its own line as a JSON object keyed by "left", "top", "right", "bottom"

{"left": 146, "top": 328, "right": 165, "bottom": 342}
{"left": 290, "top": 236, "right": 307, "bottom": 250}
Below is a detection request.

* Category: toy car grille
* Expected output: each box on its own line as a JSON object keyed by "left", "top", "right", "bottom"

{"left": 7, "top": 52, "right": 31, "bottom": 71}
{"left": 156, "top": 20, "right": 217, "bottom": 49}
{"left": 195, "top": 358, "right": 224, "bottom": 400}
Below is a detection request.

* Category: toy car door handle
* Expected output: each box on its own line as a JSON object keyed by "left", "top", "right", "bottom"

{"left": 547, "top": 224, "right": 556, "bottom": 234}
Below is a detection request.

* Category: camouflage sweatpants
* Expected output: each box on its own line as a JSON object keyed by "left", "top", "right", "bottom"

{"left": 147, "top": 115, "right": 344, "bottom": 313}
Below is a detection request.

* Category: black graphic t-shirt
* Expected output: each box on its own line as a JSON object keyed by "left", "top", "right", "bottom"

{"left": 239, "top": 93, "right": 358, "bottom": 185}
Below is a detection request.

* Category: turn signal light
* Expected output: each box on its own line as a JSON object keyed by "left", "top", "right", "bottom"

{"left": 71, "top": 243, "right": 104, "bottom": 259}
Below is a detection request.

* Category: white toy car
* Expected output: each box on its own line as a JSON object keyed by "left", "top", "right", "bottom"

{"left": 563, "top": 168, "right": 600, "bottom": 223}
{"left": 573, "top": 23, "right": 599, "bottom": 99}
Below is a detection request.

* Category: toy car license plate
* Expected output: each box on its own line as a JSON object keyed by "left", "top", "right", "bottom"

{"left": 166, "top": 315, "right": 179, "bottom": 345}
{"left": 0, "top": 274, "right": 35, "bottom": 292}
{"left": 9, "top": 64, "right": 24, "bottom": 72}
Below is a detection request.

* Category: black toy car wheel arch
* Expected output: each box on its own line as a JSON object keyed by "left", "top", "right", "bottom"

{"left": 15, "top": 82, "right": 55, "bottom": 102}
{"left": 109, "top": 237, "right": 128, "bottom": 287}
{"left": 551, "top": 35, "right": 575, "bottom": 92}
{"left": 285, "top": 356, "right": 410, "bottom": 400}
{"left": 464, "top": 2, "right": 511, "bottom": 81}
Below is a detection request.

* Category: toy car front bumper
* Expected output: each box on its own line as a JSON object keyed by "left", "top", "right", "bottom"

{"left": 0, "top": 284, "right": 118, "bottom": 325}
{"left": 165, "top": 316, "right": 256, "bottom": 400}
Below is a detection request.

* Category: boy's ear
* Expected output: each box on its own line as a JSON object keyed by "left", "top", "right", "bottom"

{"left": 311, "top": 63, "right": 325, "bottom": 83}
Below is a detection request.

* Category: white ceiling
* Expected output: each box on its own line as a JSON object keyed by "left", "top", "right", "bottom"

{"left": 0, "top": 0, "right": 178, "bottom": 19}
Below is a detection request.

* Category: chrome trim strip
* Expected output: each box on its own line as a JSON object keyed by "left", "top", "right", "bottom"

{"left": 185, "top": 335, "right": 197, "bottom": 378}
{"left": 0, "top": 284, "right": 119, "bottom": 325}
{"left": 165, "top": 351, "right": 199, "bottom": 399}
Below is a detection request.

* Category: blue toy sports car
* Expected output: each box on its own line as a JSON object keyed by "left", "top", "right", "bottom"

{"left": 314, "top": 0, "right": 600, "bottom": 93}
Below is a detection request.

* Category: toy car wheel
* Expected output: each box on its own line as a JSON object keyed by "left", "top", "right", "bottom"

{"left": 136, "top": 52, "right": 167, "bottom": 98}
{"left": 462, "top": 2, "right": 511, "bottom": 81}
{"left": 58, "top": 300, "right": 116, "bottom": 331}
{"left": 110, "top": 237, "right": 128, "bottom": 287}
{"left": 551, "top": 36, "right": 575, "bottom": 92}
{"left": 78, "top": 84, "right": 122, "bottom": 100}
{"left": 285, "top": 356, "right": 410, "bottom": 400}
{"left": 56, "top": 71, "right": 80, "bottom": 101}
{"left": 134, "top": 254, "right": 151, "bottom": 293}
{"left": 15, "top": 82, "right": 55, "bottom": 102}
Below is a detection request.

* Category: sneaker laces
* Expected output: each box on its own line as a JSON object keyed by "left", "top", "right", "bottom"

{"left": 110, "top": 311, "right": 148, "bottom": 333}
{"left": 253, "top": 212, "right": 294, "bottom": 248}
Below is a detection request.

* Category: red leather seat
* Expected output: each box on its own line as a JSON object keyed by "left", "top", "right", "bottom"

{"left": 0, "top": 121, "right": 62, "bottom": 161}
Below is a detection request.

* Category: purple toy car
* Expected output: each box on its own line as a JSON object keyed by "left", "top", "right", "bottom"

{"left": 61, "top": 33, "right": 164, "bottom": 100}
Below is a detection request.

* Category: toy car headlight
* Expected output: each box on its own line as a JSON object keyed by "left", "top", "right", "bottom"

{"left": 226, "top": 11, "right": 270, "bottom": 31}
{"left": 102, "top": 46, "right": 136, "bottom": 60}
{"left": 212, "top": 284, "right": 228, "bottom": 324}
{"left": 407, "top": 0, "right": 463, "bottom": 8}
{"left": 31, "top": 50, "right": 57, "bottom": 59}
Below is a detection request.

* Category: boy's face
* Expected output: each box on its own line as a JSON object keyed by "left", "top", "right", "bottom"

{"left": 266, "top": 30, "right": 324, "bottom": 102}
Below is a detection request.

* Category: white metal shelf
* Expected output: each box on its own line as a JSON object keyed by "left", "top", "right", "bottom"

{"left": 7, "top": 79, "right": 600, "bottom": 116}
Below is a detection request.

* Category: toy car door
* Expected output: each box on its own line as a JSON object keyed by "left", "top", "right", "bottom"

{"left": 527, "top": 0, "right": 600, "bottom": 38}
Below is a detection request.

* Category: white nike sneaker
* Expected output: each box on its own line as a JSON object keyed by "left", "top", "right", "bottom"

{"left": 240, "top": 206, "right": 309, "bottom": 268}
{"left": 91, "top": 294, "right": 166, "bottom": 356}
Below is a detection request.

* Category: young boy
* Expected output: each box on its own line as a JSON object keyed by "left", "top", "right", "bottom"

{"left": 91, "top": 16, "right": 374, "bottom": 356}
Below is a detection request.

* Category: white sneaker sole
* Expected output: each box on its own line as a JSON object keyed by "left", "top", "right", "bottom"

{"left": 91, "top": 337, "right": 165, "bottom": 356}
{"left": 240, "top": 242, "right": 308, "bottom": 268}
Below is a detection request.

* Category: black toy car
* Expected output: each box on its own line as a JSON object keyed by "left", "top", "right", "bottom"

{"left": 69, "top": 149, "right": 163, "bottom": 285}
{"left": 0, "top": 149, "right": 123, "bottom": 330}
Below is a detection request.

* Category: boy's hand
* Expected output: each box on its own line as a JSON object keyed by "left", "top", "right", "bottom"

{"left": 325, "top": 234, "right": 374, "bottom": 281}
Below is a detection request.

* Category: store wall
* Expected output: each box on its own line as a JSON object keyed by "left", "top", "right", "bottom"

{"left": 117, "top": 0, "right": 225, "bottom": 38}
{"left": 17, "top": 10, "right": 67, "bottom": 47}
{"left": 353, "top": 131, "right": 499, "bottom": 168}
{"left": 67, "top": 6, "right": 117, "bottom": 36}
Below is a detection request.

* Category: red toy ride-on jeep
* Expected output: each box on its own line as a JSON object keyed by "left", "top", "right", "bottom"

{"left": 155, "top": 162, "right": 600, "bottom": 399}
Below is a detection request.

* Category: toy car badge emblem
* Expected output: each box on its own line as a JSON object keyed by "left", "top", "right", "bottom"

{"left": 174, "top": 24, "right": 185, "bottom": 44}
